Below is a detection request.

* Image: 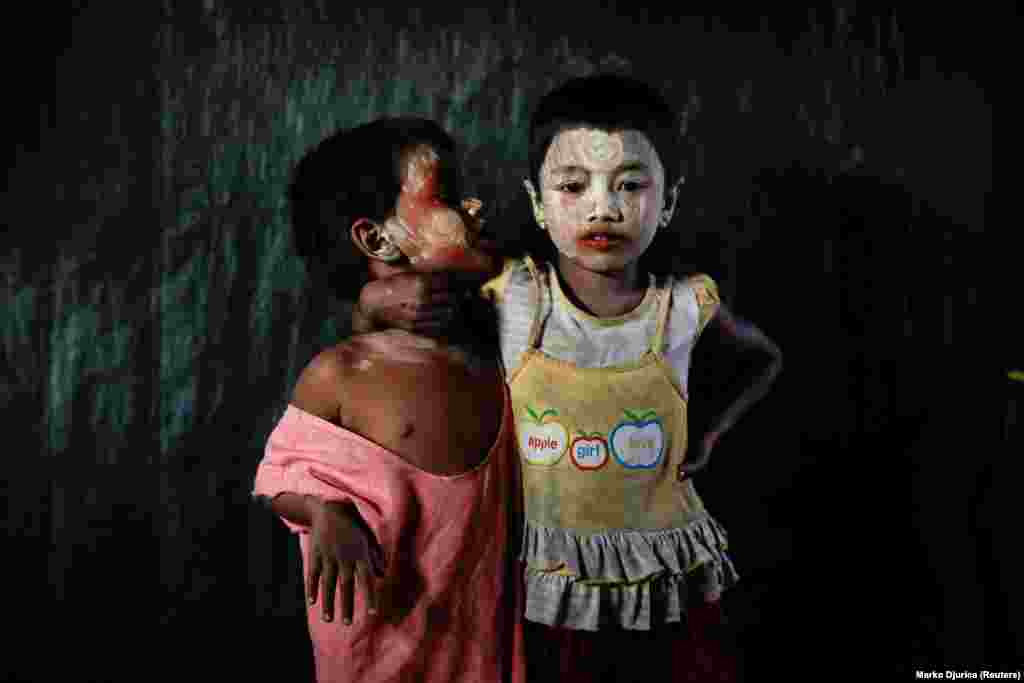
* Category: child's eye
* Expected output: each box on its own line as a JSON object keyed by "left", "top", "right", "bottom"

{"left": 619, "top": 181, "right": 648, "bottom": 192}
{"left": 556, "top": 182, "right": 584, "bottom": 194}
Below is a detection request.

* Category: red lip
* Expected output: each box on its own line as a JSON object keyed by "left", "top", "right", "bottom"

{"left": 577, "top": 233, "right": 627, "bottom": 251}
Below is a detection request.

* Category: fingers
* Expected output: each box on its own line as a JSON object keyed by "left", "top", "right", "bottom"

{"left": 401, "top": 299, "right": 458, "bottom": 316}
{"left": 677, "top": 457, "right": 709, "bottom": 481}
{"left": 372, "top": 301, "right": 454, "bottom": 334}
{"left": 360, "top": 273, "right": 455, "bottom": 318}
{"left": 678, "top": 437, "right": 718, "bottom": 481}
{"left": 401, "top": 290, "right": 458, "bottom": 309}
{"left": 677, "top": 464, "right": 702, "bottom": 481}
{"left": 368, "top": 271, "right": 494, "bottom": 335}
{"left": 315, "top": 559, "right": 361, "bottom": 625}
{"left": 411, "top": 320, "right": 456, "bottom": 337}
{"left": 334, "top": 562, "right": 376, "bottom": 625}
{"left": 356, "top": 562, "right": 378, "bottom": 617}
{"left": 338, "top": 561, "right": 355, "bottom": 625}
{"left": 379, "top": 303, "right": 455, "bottom": 336}
{"left": 310, "top": 559, "right": 378, "bottom": 626}
{"left": 405, "top": 272, "right": 455, "bottom": 301}
{"left": 321, "top": 559, "right": 339, "bottom": 622}
{"left": 307, "top": 546, "right": 322, "bottom": 606}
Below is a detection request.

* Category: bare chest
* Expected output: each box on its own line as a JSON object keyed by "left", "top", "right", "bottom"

{"left": 336, "top": 335, "right": 505, "bottom": 475}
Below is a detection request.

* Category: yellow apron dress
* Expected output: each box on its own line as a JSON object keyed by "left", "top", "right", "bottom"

{"left": 508, "top": 257, "right": 737, "bottom": 630}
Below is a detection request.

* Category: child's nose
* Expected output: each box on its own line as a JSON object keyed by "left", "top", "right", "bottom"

{"left": 586, "top": 190, "right": 623, "bottom": 222}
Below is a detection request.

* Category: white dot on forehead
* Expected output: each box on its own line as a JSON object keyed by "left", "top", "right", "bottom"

{"left": 584, "top": 130, "right": 622, "bottom": 164}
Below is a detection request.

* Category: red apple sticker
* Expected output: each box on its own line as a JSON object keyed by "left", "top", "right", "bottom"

{"left": 569, "top": 431, "right": 609, "bottom": 470}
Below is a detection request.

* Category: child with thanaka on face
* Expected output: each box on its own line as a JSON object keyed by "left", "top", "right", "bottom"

{"left": 251, "top": 117, "right": 524, "bottom": 683}
{"left": 356, "top": 76, "right": 784, "bottom": 682}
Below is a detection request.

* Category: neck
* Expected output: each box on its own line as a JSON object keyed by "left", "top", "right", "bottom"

{"left": 417, "top": 295, "right": 501, "bottom": 367}
{"left": 555, "top": 254, "right": 646, "bottom": 318}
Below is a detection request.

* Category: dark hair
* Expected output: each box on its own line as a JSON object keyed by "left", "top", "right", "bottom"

{"left": 288, "top": 116, "right": 460, "bottom": 298}
{"left": 513, "top": 74, "right": 689, "bottom": 280}
{"left": 528, "top": 74, "right": 684, "bottom": 191}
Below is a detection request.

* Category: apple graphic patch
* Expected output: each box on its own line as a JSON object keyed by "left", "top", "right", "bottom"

{"left": 569, "top": 432, "right": 609, "bottom": 470}
{"left": 519, "top": 405, "right": 568, "bottom": 466}
{"left": 609, "top": 410, "right": 665, "bottom": 469}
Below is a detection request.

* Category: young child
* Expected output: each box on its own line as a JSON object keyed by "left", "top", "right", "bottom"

{"left": 355, "top": 76, "right": 784, "bottom": 682}
{"left": 251, "top": 117, "right": 524, "bottom": 683}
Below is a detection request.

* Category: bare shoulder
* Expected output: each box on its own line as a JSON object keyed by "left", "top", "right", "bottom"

{"left": 289, "top": 343, "right": 358, "bottom": 424}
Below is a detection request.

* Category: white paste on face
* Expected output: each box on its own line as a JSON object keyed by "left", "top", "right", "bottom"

{"left": 427, "top": 206, "right": 465, "bottom": 244}
{"left": 384, "top": 215, "right": 414, "bottom": 244}
{"left": 583, "top": 130, "right": 624, "bottom": 166}
{"left": 539, "top": 128, "right": 667, "bottom": 270}
{"left": 401, "top": 145, "right": 440, "bottom": 195}
{"left": 387, "top": 145, "right": 484, "bottom": 270}
{"left": 524, "top": 178, "right": 546, "bottom": 228}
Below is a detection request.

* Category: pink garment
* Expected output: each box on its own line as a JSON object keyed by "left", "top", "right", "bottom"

{"left": 252, "top": 385, "right": 525, "bottom": 683}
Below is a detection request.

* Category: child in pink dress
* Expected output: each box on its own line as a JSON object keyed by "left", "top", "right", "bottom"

{"left": 252, "top": 117, "right": 524, "bottom": 683}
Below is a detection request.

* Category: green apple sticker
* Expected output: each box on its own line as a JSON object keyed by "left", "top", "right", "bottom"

{"left": 610, "top": 410, "right": 664, "bottom": 469}
{"left": 569, "top": 430, "right": 609, "bottom": 470}
{"left": 519, "top": 405, "right": 568, "bottom": 466}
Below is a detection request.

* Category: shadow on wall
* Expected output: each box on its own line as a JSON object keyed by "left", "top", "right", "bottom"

{"left": 685, "top": 155, "right": 988, "bottom": 668}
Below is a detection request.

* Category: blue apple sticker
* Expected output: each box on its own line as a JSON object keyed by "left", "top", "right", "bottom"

{"left": 610, "top": 410, "right": 665, "bottom": 469}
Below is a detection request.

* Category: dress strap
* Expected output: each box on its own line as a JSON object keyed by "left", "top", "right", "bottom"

{"left": 523, "top": 256, "right": 545, "bottom": 350}
{"left": 650, "top": 274, "right": 674, "bottom": 355}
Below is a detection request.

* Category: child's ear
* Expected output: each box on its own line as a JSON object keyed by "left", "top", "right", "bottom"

{"left": 660, "top": 176, "right": 684, "bottom": 228}
{"left": 522, "top": 178, "right": 546, "bottom": 230}
{"left": 351, "top": 218, "right": 404, "bottom": 262}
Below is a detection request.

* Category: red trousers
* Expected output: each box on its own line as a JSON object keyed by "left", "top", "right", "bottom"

{"left": 523, "top": 602, "right": 739, "bottom": 683}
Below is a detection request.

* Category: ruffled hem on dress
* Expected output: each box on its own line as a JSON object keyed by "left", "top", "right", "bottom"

{"left": 520, "top": 514, "right": 734, "bottom": 581}
{"left": 523, "top": 563, "right": 739, "bottom": 631}
{"left": 519, "top": 515, "right": 739, "bottom": 630}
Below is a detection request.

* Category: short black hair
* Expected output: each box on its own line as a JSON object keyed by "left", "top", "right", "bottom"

{"left": 528, "top": 74, "right": 683, "bottom": 191}
{"left": 288, "top": 116, "right": 459, "bottom": 298}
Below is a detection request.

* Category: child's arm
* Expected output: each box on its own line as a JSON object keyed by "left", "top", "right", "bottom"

{"left": 678, "top": 304, "right": 783, "bottom": 480}
{"left": 258, "top": 351, "right": 385, "bottom": 624}
{"left": 353, "top": 239, "right": 505, "bottom": 335}
{"left": 259, "top": 492, "right": 381, "bottom": 623}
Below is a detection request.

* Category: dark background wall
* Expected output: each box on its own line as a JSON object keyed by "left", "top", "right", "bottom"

{"left": 3, "top": 2, "right": 1006, "bottom": 681}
